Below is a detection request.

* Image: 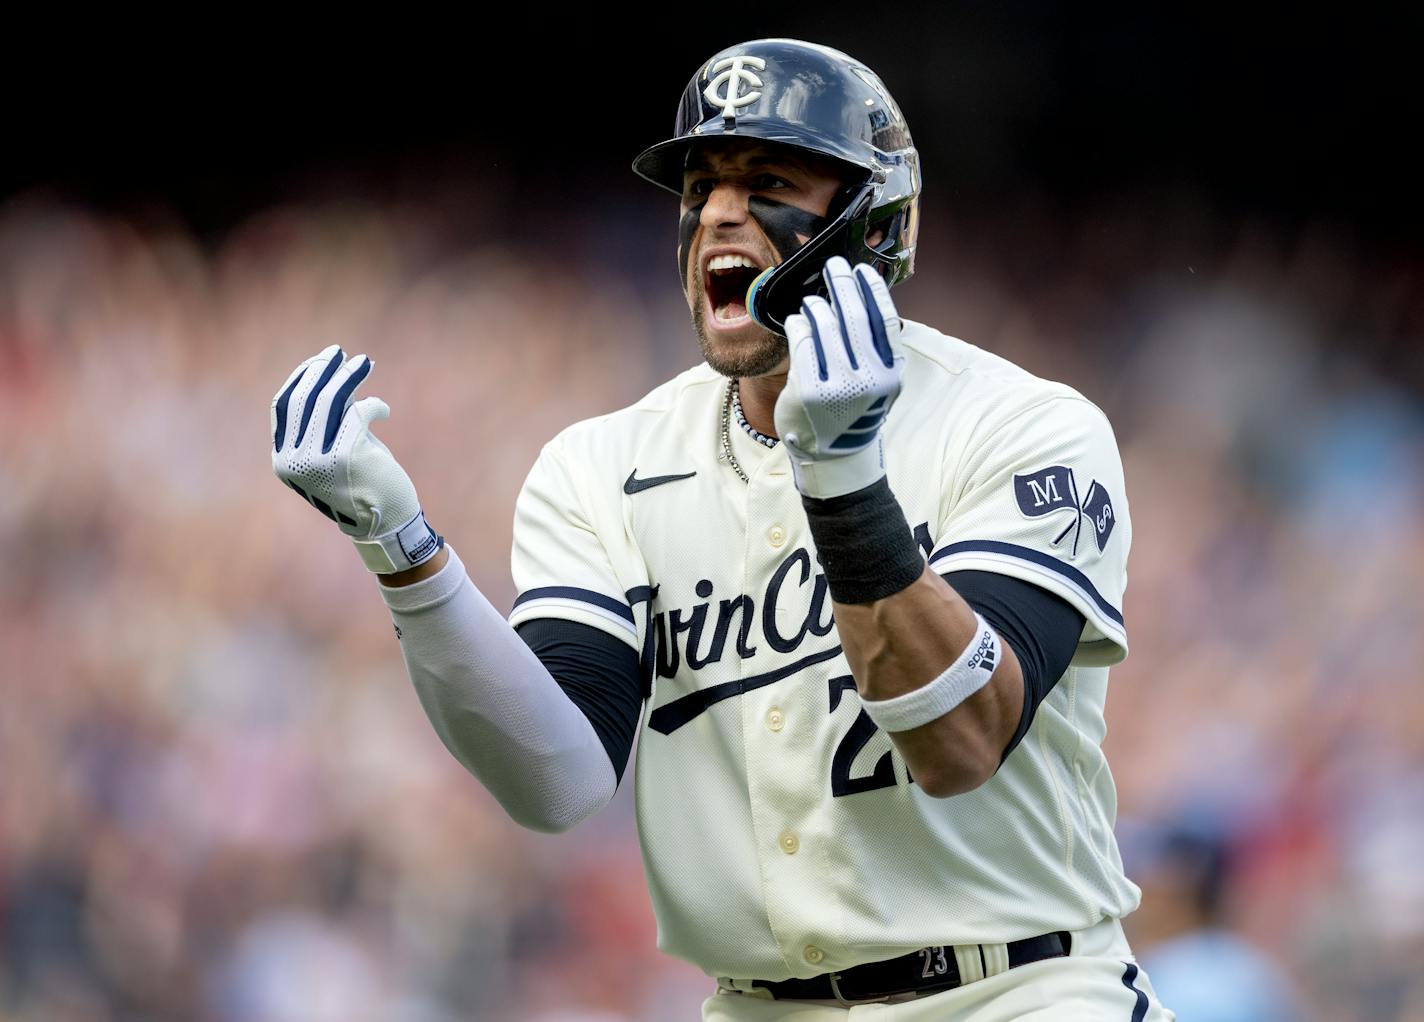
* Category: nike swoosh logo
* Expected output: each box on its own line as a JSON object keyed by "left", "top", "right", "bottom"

{"left": 624, "top": 469, "right": 697, "bottom": 494}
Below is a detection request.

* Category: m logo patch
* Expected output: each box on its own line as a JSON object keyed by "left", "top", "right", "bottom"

{"left": 1014, "top": 466, "right": 1074, "bottom": 516}
{"left": 1013, "top": 466, "right": 1116, "bottom": 555}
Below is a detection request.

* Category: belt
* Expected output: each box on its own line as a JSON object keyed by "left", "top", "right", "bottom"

{"left": 750, "top": 931, "right": 1071, "bottom": 1005}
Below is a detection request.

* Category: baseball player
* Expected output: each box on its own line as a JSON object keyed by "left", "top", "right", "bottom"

{"left": 271, "top": 39, "right": 1173, "bottom": 1021}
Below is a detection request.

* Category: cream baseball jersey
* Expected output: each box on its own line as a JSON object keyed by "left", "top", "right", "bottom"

{"left": 509, "top": 320, "right": 1138, "bottom": 981}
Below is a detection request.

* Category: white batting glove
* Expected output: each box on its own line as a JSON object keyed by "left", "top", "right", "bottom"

{"left": 774, "top": 257, "right": 904, "bottom": 499}
{"left": 271, "top": 344, "right": 442, "bottom": 574}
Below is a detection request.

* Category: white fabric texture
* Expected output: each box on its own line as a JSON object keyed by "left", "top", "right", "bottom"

{"left": 860, "top": 613, "right": 1002, "bottom": 733}
{"left": 378, "top": 545, "right": 616, "bottom": 833}
{"left": 775, "top": 258, "right": 904, "bottom": 498}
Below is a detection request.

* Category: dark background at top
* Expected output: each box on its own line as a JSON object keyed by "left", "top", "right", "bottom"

{"left": 7, "top": 4, "right": 1418, "bottom": 248}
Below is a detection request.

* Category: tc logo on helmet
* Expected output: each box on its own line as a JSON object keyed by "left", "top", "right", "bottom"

{"left": 703, "top": 55, "right": 767, "bottom": 121}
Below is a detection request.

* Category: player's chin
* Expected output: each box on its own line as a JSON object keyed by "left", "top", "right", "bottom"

{"left": 692, "top": 299, "right": 787, "bottom": 379}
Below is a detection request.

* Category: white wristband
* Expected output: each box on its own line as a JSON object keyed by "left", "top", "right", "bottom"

{"left": 860, "top": 613, "right": 1002, "bottom": 733}
{"left": 352, "top": 509, "right": 443, "bottom": 574}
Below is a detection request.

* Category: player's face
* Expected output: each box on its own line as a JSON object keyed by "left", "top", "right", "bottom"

{"left": 680, "top": 140, "right": 847, "bottom": 378}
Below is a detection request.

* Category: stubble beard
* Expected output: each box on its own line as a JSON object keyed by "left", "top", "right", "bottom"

{"left": 688, "top": 282, "right": 789, "bottom": 379}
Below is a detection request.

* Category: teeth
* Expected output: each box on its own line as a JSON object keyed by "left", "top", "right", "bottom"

{"left": 708, "top": 254, "right": 758, "bottom": 274}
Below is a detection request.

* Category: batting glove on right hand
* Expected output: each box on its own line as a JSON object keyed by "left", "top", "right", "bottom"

{"left": 271, "top": 345, "right": 442, "bottom": 574}
{"left": 774, "top": 257, "right": 904, "bottom": 499}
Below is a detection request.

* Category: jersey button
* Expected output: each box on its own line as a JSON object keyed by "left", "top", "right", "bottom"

{"left": 766, "top": 708, "right": 785, "bottom": 732}
{"left": 804, "top": 945, "right": 824, "bottom": 965}
{"left": 779, "top": 830, "right": 799, "bottom": 855}
{"left": 767, "top": 524, "right": 786, "bottom": 548}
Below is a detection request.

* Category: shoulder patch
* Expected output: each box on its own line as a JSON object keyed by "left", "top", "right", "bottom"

{"left": 1080, "top": 480, "right": 1116, "bottom": 552}
{"left": 1013, "top": 466, "right": 1116, "bottom": 556}
{"left": 1013, "top": 466, "right": 1075, "bottom": 517}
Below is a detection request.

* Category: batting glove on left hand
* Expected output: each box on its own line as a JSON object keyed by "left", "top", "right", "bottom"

{"left": 774, "top": 257, "right": 904, "bottom": 499}
{"left": 271, "top": 344, "right": 442, "bottom": 574}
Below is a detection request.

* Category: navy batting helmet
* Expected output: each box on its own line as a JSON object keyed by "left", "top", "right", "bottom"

{"left": 633, "top": 39, "right": 921, "bottom": 334}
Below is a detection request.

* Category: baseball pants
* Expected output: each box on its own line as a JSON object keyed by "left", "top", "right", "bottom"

{"left": 702, "top": 918, "right": 1174, "bottom": 1021}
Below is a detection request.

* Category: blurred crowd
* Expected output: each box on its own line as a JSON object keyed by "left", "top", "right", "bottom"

{"left": 1, "top": 181, "right": 1420, "bottom": 1021}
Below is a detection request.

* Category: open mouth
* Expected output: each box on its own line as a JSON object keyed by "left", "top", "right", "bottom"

{"left": 703, "top": 253, "right": 766, "bottom": 326}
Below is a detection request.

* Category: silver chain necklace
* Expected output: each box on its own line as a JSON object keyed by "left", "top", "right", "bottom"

{"left": 731, "top": 384, "right": 780, "bottom": 449}
{"left": 720, "top": 380, "right": 781, "bottom": 484}
{"left": 720, "top": 380, "right": 750, "bottom": 484}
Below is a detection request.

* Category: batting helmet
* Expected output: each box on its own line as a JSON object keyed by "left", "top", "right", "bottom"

{"left": 633, "top": 39, "right": 921, "bottom": 334}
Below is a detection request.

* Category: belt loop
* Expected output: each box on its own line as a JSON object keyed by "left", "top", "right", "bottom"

{"left": 981, "top": 942, "right": 1010, "bottom": 977}
{"left": 719, "top": 977, "right": 772, "bottom": 998}
{"left": 952, "top": 944, "right": 986, "bottom": 984}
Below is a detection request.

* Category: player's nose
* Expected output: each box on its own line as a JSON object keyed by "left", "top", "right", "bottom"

{"left": 700, "top": 181, "right": 752, "bottom": 231}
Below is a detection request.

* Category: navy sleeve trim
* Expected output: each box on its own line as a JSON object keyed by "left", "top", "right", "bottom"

{"left": 941, "top": 569, "right": 1085, "bottom": 764}
{"left": 928, "top": 540, "right": 1124, "bottom": 628}
{"left": 512, "top": 585, "right": 636, "bottom": 633}
{"left": 516, "top": 618, "right": 643, "bottom": 786}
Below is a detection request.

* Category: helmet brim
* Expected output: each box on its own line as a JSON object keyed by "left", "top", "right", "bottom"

{"left": 632, "top": 122, "right": 878, "bottom": 196}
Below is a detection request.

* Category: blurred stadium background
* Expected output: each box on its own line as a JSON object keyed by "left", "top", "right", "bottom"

{"left": 3, "top": 8, "right": 1421, "bottom": 1021}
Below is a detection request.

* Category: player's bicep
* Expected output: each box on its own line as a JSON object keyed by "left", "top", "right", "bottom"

{"left": 517, "top": 618, "right": 643, "bottom": 785}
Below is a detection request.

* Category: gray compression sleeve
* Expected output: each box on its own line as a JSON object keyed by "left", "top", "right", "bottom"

{"left": 377, "top": 545, "right": 616, "bottom": 833}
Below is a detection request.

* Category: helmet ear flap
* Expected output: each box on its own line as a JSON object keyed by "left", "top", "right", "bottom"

{"left": 747, "top": 186, "right": 876, "bottom": 335}
{"left": 864, "top": 191, "right": 919, "bottom": 286}
{"left": 828, "top": 177, "right": 871, "bottom": 220}
{"left": 870, "top": 209, "right": 902, "bottom": 254}
{"left": 868, "top": 209, "right": 908, "bottom": 281}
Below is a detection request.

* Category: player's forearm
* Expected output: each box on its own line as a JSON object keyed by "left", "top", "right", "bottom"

{"left": 834, "top": 565, "right": 1025, "bottom": 797}
{"left": 379, "top": 545, "right": 616, "bottom": 833}
{"left": 798, "top": 470, "right": 1022, "bottom": 796}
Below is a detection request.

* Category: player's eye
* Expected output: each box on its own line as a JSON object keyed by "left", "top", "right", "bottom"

{"left": 685, "top": 178, "right": 716, "bottom": 199}
{"left": 752, "top": 174, "right": 791, "bottom": 191}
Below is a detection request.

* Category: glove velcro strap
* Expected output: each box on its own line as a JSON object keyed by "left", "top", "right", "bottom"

{"left": 785, "top": 437, "right": 885, "bottom": 499}
{"left": 802, "top": 476, "right": 924, "bottom": 604}
{"left": 860, "top": 613, "right": 1002, "bottom": 732}
{"left": 352, "top": 510, "right": 444, "bottom": 574}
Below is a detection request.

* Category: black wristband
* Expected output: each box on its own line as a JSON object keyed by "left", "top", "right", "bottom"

{"left": 801, "top": 477, "right": 925, "bottom": 604}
